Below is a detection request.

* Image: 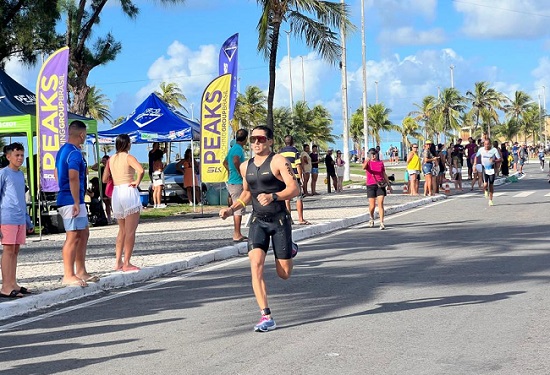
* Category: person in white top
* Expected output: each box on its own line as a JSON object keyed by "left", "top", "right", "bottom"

{"left": 476, "top": 139, "right": 501, "bottom": 206}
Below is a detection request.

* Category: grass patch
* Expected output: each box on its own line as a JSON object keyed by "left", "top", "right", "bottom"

{"left": 140, "top": 204, "right": 221, "bottom": 219}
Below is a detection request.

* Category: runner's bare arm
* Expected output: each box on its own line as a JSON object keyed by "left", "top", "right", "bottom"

{"left": 219, "top": 161, "right": 252, "bottom": 219}
{"left": 270, "top": 154, "right": 299, "bottom": 201}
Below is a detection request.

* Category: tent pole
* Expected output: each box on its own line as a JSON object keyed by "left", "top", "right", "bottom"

{"left": 190, "top": 141, "right": 196, "bottom": 212}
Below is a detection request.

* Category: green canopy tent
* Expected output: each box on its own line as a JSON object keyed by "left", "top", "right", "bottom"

{"left": 0, "top": 69, "right": 99, "bottom": 220}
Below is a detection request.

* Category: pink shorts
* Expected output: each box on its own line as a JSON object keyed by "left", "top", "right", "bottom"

{"left": 1, "top": 224, "right": 26, "bottom": 245}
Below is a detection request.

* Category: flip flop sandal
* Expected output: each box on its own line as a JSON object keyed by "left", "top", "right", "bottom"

{"left": 233, "top": 237, "right": 248, "bottom": 243}
{"left": 19, "top": 287, "right": 32, "bottom": 295}
{"left": 0, "top": 290, "right": 24, "bottom": 298}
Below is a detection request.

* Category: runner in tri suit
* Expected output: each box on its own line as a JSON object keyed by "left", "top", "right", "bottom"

{"left": 219, "top": 125, "right": 299, "bottom": 332}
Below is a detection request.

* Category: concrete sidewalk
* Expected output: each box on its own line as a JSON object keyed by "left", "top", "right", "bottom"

{"left": 0, "top": 184, "right": 449, "bottom": 321}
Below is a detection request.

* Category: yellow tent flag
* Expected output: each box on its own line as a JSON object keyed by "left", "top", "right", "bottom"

{"left": 200, "top": 73, "right": 231, "bottom": 182}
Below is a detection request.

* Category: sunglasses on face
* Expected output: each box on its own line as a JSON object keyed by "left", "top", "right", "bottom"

{"left": 249, "top": 135, "right": 269, "bottom": 144}
{"left": 412, "top": 146, "right": 418, "bottom": 149}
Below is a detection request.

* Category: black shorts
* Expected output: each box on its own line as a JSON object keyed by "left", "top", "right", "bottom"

{"left": 366, "top": 184, "right": 386, "bottom": 198}
{"left": 483, "top": 172, "right": 496, "bottom": 185}
{"left": 248, "top": 211, "right": 293, "bottom": 259}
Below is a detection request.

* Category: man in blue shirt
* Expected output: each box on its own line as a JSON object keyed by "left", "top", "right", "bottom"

{"left": 223, "top": 129, "right": 248, "bottom": 242}
{"left": 55, "top": 120, "right": 97, "bottom": 287}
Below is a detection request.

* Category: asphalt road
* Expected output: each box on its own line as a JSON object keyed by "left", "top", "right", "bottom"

{"left": 1, "top": 163, "right": 549, "bottom": 375}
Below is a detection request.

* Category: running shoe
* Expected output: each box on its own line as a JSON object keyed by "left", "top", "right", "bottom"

{"left": 254, "top": 315, "right": 276, "bottom": 332}
{"left": 380, "top": 223, "right": 386, "bottom": 230}
{"left": 291, "top": 242, "right": 299, "bottom": 258}
{"left": 367, "top": 219, "right": 374, "bottom": 228}
{"left": 157, "top": 203, "right": 167, "bottom": 208}
{"left": 484, "top": 190, "right": 488, "bottom": 198}
{"left": 489, "top": 200, "right": 494, "bottom": 206}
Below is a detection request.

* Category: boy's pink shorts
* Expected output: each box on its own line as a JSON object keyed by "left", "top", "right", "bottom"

{"left": 1, "top": 225, "right": 26, "bottom": 245}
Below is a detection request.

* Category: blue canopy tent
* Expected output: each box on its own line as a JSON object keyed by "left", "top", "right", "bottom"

{"left": 97, "top": 93, "right": 200, "bottom": 144}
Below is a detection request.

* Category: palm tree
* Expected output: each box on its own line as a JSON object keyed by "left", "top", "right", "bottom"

{"left": 495, "top": 118, "right": 521, "bottom": 142}
{"left": 433, "top": 87, "right": 466, "bottom": 142}
{"left": 86, "top": 86, "right": 112, "bottom": 123}
{"left": 308, "top": 104, "right": 335, "bottom": 148}
{"left": 503, "top": 90, "right": 533, "bottom": 142}
{"left": 522, "top": 104, "right": 541, "bottom": 143}
{"left": 272, "top": 106, "right": 293, "bottom": 150}
{"left": 398, "top": 117, "right": 423, "bottom": 149}
{"left": 350, "top": 107, "right": 365, "bottom": 153}
{"left": 63, "top": 0, "right": 187, "bottom": 115}
{"left": 255, "top": 0, "right": 354, "bottom": 131}
{"left": 233, "top": 85, "right": 267, "bottom": 135}
{"left": 465, "top": 81, "right": 504, "bottom": 137}
{"left": 409, "top": 95, "right": 437, "bottom": 140}
{"left": 367, "top": 103, "right": 396, "bottom": 147}
{"left": 155, "top": 81, "right": 187, "bottom": 110}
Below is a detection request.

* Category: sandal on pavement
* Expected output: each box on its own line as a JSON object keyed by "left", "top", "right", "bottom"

{"left": 296, "top": 220, "right": 312, "bottom": 225}
{"left": 19, "top": 287, "right": 32, "bottom": 295}
{"left": 83, "top": 275, "right": 100, "bottom": 283}
{"left": 233, "top": 236, "right": 248, "bottom": 243}
{"left": 0, "top": 290, "right": 24, "bottom": 298}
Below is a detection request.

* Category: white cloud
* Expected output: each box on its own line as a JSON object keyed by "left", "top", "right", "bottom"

{"left": 137, "top": 41, "right": 218, "bottom": 105}
{"left": 273, "top": 52, "right": 332, "bottom": 107}
{"left": 378, "top": 27, "right": 446, "bottom": 46}
{"left": 455, "top": 0, "right": 550, "bottom": 39}
{"left": 4, "top": 58, "right": 40, "bottom": 91}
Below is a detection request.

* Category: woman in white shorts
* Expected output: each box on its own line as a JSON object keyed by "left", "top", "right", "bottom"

{"left": 103, "top": 134, "right": 144, "bottom": 272}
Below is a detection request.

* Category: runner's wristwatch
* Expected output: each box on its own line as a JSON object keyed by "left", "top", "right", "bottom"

{"left": 272, "top": 193, "right": 278, "bottom": 202}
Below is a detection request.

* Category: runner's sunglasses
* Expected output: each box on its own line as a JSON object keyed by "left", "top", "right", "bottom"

{"left": 249, "top": 135, "right": 269, "bottom": 144}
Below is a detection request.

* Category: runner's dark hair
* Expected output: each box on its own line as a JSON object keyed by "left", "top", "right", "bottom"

{"left": 252, "top": 125, "right": 273, "bottom": 139}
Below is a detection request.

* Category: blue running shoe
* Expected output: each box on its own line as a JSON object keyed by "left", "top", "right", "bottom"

{"left": 254, "top": 315, "right": 276, "bottom": 332}
{"left": 291, "top": 242, "right": 299, "bottom": 258}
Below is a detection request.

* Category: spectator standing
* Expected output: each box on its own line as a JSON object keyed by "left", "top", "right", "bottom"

{"left": 91, "top": 154, "right": 112, "bottom": 223}
{"left": 309, "top": 145, "right": 320, "bottom": 195}
{"left": 406, "top": 144, "right": 421, "bottom": 196}
{"left": 300, "top": 144, "right": 312, "bottom": 196}
{"left": 280, "top": 135, "right": 310, "bottom": 225}
{"left": 363, "top": 148, "right": 392, "bottom": 230}
{"left": 0, "top": 143, "right": 30, "bottom": 298}
{"left": 176, "top": 149, "right": 201, "bottom": 205}
{"left": 335, "top": 150, "right": 345, "bottom": 192}
{"left": 148, "top": 142, "right": 166, "bottom": 180}
{"left": 219, "top": 125, "right": 300, "bottom": 332}
{"left": 324, "top": 149, "right": 338, "bottom": 193}
{"left": 511, "top": 142, "right": 519, "bottom": 171}
{"left": 103, "top": 134, "right": 144, "bottom": 271}
{"left": 55, "top": 120, "right": 97, "bottom": 287}
{"left": 465, "top": 137, "right": 477, "bottom": 180}
{"left": 223, "top": 128, "right": 248, "bottom": 242}
{"left": 500, "top": 143, "right": 510, "bottom": 176}
{"left": 518, "top": 144, "right": 528, "bottom": 175}
{"left": 421, "top": 140, "right": 438, "bottom": 196}
{"left": 151, "top": 160, "right": 165, "bottom": 209}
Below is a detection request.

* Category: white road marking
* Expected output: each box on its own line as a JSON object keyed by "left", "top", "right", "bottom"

{"left": 513, "top": 191, "right": 536, "bottom": 198}
{"left": 544, "top": 192, "right": 550, "bottom": 197}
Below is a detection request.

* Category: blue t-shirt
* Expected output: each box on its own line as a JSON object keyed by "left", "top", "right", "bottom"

{"left": 56, "top": 143, "right": 87, "bottom": 207}
{"left": 0, "top": 167, "right": 27, "bottom": 225}
{"left": 225, "top": 143, "right": 245, "bottom": 184}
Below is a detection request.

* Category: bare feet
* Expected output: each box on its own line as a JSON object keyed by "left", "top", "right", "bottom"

{"left": 122, "top": 264, "right": 141, "bottom": 272}
{"left": 62, "top": 276, "right": 88, "bottom": 287}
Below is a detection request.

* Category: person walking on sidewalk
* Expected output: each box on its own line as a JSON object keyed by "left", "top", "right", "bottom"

{"left": 363, "top": 148, "right": 392, "bottom": 230}
{"left": 335, "top": 150, "right": 345, "bottom": 192}
{"left": 300, "top": 144, "right": 312, "bottom": 196}
{"left": 280, "top": 135, "right": 310, "bottom": 225}
{"left": 0, "top": 143, "right": 30, "bottom": 298}
{"left": 55, "top": 120, "right": 97, "bottom": 287}
{"left": 219, "top": 125, "right": 299, "bottom": 332}
{"left": 103, "top": 134, "right": 144, "bottom": 271}
{"left": 477, "top": 139, "right": 501, "bottom": 206}
{"left": 223, "top": 128, "right": 248, "bottom": 242}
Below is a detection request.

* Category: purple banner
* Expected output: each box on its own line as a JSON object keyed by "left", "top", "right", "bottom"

{"left": 36, "top": 46, "right": 69, "bottom": 192}
{"left": 219, "top": 33, "right": 238, "bottom": 121}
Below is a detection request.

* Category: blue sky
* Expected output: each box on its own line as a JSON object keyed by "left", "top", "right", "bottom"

{"left": 5, "top": 0, "right": 550, "bottom": 158}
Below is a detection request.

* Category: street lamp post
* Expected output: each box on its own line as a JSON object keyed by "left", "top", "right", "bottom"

{"left": 300, "top": 56, "right": 306, "bottom": 102}
{"left": 375, "top": 80, "right": 379, "bottom": 104}
{"left": 450, "top": 65, "right": 454, "bottom": 89}
{"left": 340, "top": 0, "right": 350, "bottom": 181}
{"left": 543, "top": 85, "right": 547, "bottom": 144}
{"left": 284, "top": 30, "right": 294, "bottom": 112}
{"left": 360, "top": 0, "right": 369, "bottom": 154}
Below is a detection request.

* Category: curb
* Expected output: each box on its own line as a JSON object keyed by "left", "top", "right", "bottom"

{"left": 0, "top": 195, "right": 446, "bottom": 321}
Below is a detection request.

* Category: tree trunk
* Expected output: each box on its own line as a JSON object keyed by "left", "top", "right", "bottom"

{"left": 69, "top": 65, "right": 91, "bottom": 115}
{"left": 266, "top": 22, "right": 281, "bottom": 132}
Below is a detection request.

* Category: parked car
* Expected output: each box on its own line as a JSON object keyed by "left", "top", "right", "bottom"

{"left": 148, "top": 162, "right": 187, "bottom": 203}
